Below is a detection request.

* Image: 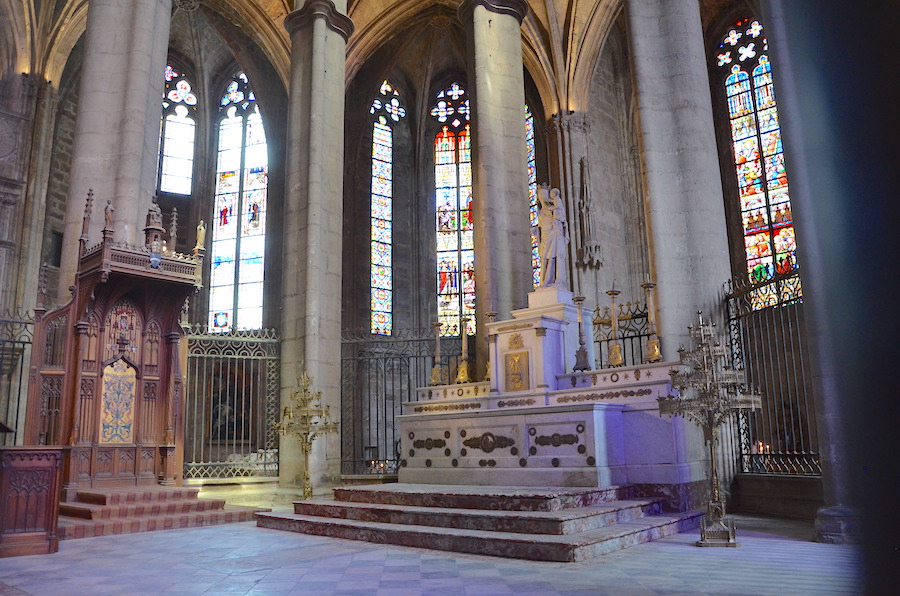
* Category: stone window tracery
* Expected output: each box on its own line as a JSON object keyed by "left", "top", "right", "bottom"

{"left": 208, "top": 73, "right": 268, "bottom": 331}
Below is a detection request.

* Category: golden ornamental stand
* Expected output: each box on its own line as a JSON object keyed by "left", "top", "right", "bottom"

{"left": 641, "top": 280, "right": 662, "bottom": 362}
{"left": 274, "top": 372, "right": 339, "bottom": 500}
{"left": 657, "top": 312, "right": 761, "bottom": 547}
{"left": 606, "top": 288, "right": 624, "bottom": 367}
{"left": 455, "top": 316, "right": 472, "bottom": 383}
{"left": 430, "top": 322, "right": 443, "bottom": 386}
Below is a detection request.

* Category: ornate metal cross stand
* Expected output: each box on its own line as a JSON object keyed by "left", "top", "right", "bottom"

{"left": 274, "top": 372, "right": 338, "bottom": 499}
{"left": 657, "top": 312, "right": 761, "bottom": 547}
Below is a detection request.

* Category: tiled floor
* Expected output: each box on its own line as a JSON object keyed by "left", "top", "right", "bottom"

{"left": 0, "top": 515, "right": 860, "bottom": 595}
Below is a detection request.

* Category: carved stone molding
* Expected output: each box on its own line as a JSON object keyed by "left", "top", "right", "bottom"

{"left": 284, "top": 0, "right": 355, "bottom": 42}
{"left": 457, "top": 0, "right": 529, "bottom": 25}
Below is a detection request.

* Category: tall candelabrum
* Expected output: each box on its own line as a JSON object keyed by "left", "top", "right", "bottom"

{"left": 641, "top": 281, "right": 662, "bottom": 362}
{"left": 573, "top": 296, "right": 591, "bottom": 372}
{"left": 455, "top": 316, "right": 472, "bottom": 383}
{"left": 274, "top": 372, "right": 339, "bottom": 500}
{"left": 657, "top": 312, "right": 761, "bottom": 547}
{"left": 430, "top": 322, "right": 443, "bottom": 386}
{"left": 606, "top": 288, "right": 624, "bottom": 367}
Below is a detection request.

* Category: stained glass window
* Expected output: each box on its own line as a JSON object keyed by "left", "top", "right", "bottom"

{"left": 158, "top": 65, "right": 197, "bottom": 195}
{"left": 716, "top": 18, "right": 801, "bottom": 308}
{"left": 369, "top": 81, "right": 406, "bottom": 335}
{"left": 526, "top": 105, "right": 540, "bottom": 287}
{"left": 209, "top": 73, "right": 268, "bottom": 332}
{"left": 432, "top": 83, "right": 474, "bottom": 337}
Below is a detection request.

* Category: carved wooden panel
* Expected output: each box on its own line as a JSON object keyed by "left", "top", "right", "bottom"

{"left": 0, "top": 447, "right": 63, "bottom": 557}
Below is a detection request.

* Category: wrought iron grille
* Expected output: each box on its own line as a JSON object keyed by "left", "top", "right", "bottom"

{"left": 340, "top": 328, "right": 462, "bottom": 476}
{"left": 183, "top": 325, "right": 280, "bottom": 479}
{"left": 0, "top": 312, "right": 33, "bottom": 446}
{"left": 592, "top": 300, "right": 651, "bottom": 368}
{"left": 725, "top": 271, "right": 820, "bottom": 475}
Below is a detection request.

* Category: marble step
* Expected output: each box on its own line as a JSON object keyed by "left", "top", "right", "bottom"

{"left": 72, "top": 487, "right": 201, "bottom": 506}
{"left": 255, "top": 509, "right": 704, "bottom": 562}
{"left": 332, "top": 484, "right": 633, "bottom": 512}
{"left": 60, "top": 497, "right": 227, "bottom": 520}
{"left": 293, "top": 498, "right": 663, "bottom": 535}
{"left": 59, "top": 505, "right": 261, "bottom": 540}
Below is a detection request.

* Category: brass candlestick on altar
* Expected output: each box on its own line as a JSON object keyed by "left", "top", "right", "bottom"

{"left": 455, "top": 316, "right": 472, "bottom": 383}
{"left": 642, "top": 280, "right": 662, "bottom": 362}
{"left": 606, "top": 288, "right": 624, "bottom": 367}
{"left": 430, "top": 322, "right": 443, "bottom": 386}
{"left": 484, "top": 311, "right": 498, "bottom": 382}
{"left": 573, "top": 296, "right": 591, "bottom": 372}
{"left": 274, "top": 372, "right": 339, "bottom": 500}
{"left": 657, "top": 312, "right": 761, "bottom": 547}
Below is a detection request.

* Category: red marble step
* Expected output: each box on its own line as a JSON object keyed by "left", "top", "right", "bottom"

{"left": 60, "top": 497, "right": 227, "bottom": 520}
{"left": 255, "top": 510, "right": 704, "bottom": 562}
{"left": 58, "top": 505, "right": 263, "bottom": 540}
{"left": 332, "top": 484, "right": 633, "bottom": 512}
{"left": 73, "top": 487, "right": 201, "bottom": 506}
{"left": 293, "top": 498, "right": 663, "bottom": 535}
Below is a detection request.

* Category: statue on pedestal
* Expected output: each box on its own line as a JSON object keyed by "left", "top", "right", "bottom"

{"left": 537, "top": 185, "right": 570, "bottom": 290}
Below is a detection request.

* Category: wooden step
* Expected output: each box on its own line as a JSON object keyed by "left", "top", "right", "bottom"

{"left": 72, "top": 487, "right": 201, "bottom": 506}
{"left": 255, "top": 510, "right": 703, "bottom": 562}
{"left": 293, "top": 498, "right": 663, "bottom": 535}
{"left": 60, "top": 497, "right": 226, "bottom": 520}
{"left": 332, "top": 484, "right": 633, "bottom": 512}
{"left": 60, "top": 506, "right": 261, "bottom": 540}
{"left": 57, "top": 486, "right": 269, "bottom": 540}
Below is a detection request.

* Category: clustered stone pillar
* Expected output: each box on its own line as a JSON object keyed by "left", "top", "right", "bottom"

{"left": 760, "top": 1, "right": 863, "bottom": 546}
{"left": 625, "top": 0, "right": 730, "bottom": 355}
{"left": 58, "top": 0, "right": 173, "bottom": 295}
{"left": 458, "top": 0, "right": 532, "bottom": 371}
{"left": 280, "top": 0, "right": 353, "bottom": 495}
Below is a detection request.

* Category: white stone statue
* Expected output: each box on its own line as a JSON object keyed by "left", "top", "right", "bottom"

{"left": 537, "top": 185, "right": 570, "bottom": 289}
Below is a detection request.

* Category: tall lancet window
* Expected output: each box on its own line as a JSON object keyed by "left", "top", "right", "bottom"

{"left": 432, "top": 82, "right": 474, "bottom": 337}
{"left": 158, "top": 64, "right": 197, "bottom": 195}
{"left": 369, "top": 81, "right": 406, "bottom": 335}
{"left": 716, "top": 18, "right": 801, "bottom": 308}
{"left": 208, "top": 73, "right": 269, "bottom": 332}
{"left": 526, "top": 104, "right": 540, "bottom": 287}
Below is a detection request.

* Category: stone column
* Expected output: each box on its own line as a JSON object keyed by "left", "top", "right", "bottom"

{"left": 625, "top": 0, "right": 730, "bottom": 355}
{"left": 760, "top": 1, "right": 872, "bottom": 546}
{"left": 458, "top": 0, "right": 532, "bottom": 370}
{"left": 280, "top": 0, "right": 353, "bottom": 495}
{"left": 58, "top": 0, "right": 173, "bottom": 296}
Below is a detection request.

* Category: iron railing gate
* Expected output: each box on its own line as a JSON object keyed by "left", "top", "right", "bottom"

{"left": 341, "top": 329, "right": 462, "bottom": 476}
{"left": 725, "top": 271, "right": 820, "bottom": 475}
{"left": 0, "top": 312, "right": 33, "bottom": 445}
{"left": 183, "top": 326, "right": 280, "bottom": 479}
{"left": 592, "top": 300, "right": 652, "bottom": 368}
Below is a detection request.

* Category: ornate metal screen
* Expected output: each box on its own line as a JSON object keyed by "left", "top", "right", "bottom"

{"left": 0, "top": 312, "right": 33, "bottom": 446}
{"left": 725, "top": 271, "right": 820, "bottom": 475}
{"left": 592, "top": 300, "right": 651, "bottom": 368}
{"left": 341, "top": 329, "right": 462, "bottom": 476}
{"left": 183, "top": 325, "right": 280, "bottom": 479}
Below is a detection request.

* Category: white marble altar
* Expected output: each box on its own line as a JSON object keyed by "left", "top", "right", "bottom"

{"left": 399, "top": 291, "right": 708, "bottom": 510}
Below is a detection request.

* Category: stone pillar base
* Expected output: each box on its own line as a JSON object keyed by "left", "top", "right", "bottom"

{"left": 815, "top": 505, "right": 859, "bottom": 544}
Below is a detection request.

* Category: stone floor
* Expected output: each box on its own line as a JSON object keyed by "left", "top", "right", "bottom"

{"left": 0, "top": 515, "right": 860, "bottom": 595}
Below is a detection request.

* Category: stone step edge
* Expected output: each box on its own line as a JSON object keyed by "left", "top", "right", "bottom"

{"left": 72, "top": 487, "right": 201, "bottom": 506}
{"left": 293, "top": 498, "right": 664, "bottom": 535}
{"left": 254, "top": 510, "right": 703, "bottom": 562}
{"left": 332, "top": 484, "right": 633, "bottom": 511}
{"left": 59, "top": 497, "right": 228, "bottom": 520}
{"left": 59, "top": 505, "right": 267, "bottom": 540}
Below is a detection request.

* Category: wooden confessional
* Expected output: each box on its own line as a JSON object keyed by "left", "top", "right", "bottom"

{"left": 24, "top": 196, "right": 204, "bottom": 499}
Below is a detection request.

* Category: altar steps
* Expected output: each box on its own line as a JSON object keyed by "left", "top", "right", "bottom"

{"left": 58, "top": 487, "right": 268, "bottom": 540}
{"left": 255, "top": 484, "right": 703, "bottom": 562}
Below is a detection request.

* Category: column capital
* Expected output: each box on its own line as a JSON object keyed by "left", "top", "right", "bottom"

{"left": 457, "top": 0, "right": 529, "bottom": 26}
{"left": 284, "top": 0, "right": 354, "bottom": 42}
